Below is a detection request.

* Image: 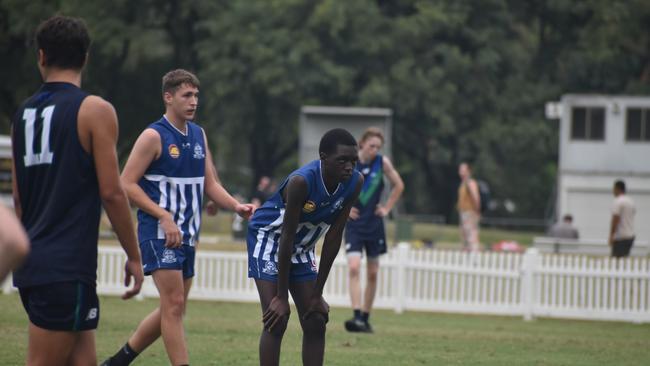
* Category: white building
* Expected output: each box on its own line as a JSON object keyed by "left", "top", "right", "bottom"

{"left": 546, "top": 95, "right": 650, "bottom": 243}
{"left": 299, "top": 106, "right": 392, "bottom": 166}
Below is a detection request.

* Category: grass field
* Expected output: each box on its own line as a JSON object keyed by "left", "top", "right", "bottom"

{"left": 100, "top": 212, "right": 542, "bottom": 252}
{"left": 1, "top": 293, "right": 648, "bottom": 365}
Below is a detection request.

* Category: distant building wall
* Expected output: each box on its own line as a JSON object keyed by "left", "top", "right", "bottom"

{"left": 548, "top": 95, "right": 650, "bottom": 242}
{"left": 299, "top": 106, "right": 392, "bottom": 165}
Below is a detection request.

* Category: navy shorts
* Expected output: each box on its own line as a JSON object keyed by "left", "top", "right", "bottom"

{"left": 247, "top": 256, "right": 318, "bottom": 283}
{"left": 140, "top": 240, "right": 196, "bottom": 278}
{"left": 246, "top": 231, "right": 318, "bottom": 283}
{"left": 19, "top": 281, "right": 99, "bottom": 331}
{"left": 345, "top": 230, "right": 387, "bottom": 258}
{"left": 612, "top": 238, "right": 634, "bottom": 258}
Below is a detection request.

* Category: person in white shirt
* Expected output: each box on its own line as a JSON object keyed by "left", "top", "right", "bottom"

{"left": 609, "top": 180, "right": 636, "bottom": 258}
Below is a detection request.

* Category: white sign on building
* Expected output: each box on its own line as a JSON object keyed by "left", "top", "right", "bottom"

{"left": 547, "top": 95, "right": 650, "bottom": 243}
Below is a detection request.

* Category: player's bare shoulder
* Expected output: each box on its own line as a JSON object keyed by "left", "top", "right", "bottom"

{"left": 382, "top": 155, "right": 396, "bottom": 171}
{"left": 79, "top": 95, "right": 117, "bottom": 125}
{"left": 77, "top": 95, "right": 118, "bottom": 153}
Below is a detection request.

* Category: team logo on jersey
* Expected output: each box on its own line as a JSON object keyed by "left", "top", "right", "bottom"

{"left": 193, "top": 143, "right": 205, "bottom": 159}
{"left": 302, "top": 200, "right": 316, "bottom": 213}
{"left": 332, "top": 197, "right": 344, "bottom": 211}
{"left": 161, "top": 249, "right": 177, "bottom": 264}
{"left": 362, "top": 167, "right": 371, "bottom": 175}
{"left": 169, "top": 144, "right": 180, "bottom": 159}
{"left": 262, "top": 261, "right": 278, "bottom": 275}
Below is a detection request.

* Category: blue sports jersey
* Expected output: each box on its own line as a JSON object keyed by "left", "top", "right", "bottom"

{"left": 12, "top": 82, "right": 100, "bottom": 287}
{"left": 137, "top": 116, "right": 206, "bottom": 246}
{"left": 346, "top": 154, "right": 385, "bottom": 236}
{"left": 248, "top": 160, "right": 360, "bottom": 265}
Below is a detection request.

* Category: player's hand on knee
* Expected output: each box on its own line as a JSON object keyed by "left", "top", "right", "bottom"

{"left": 304, "top": 295, "right": 329, "bottom": 324}
{"left": 263, "top": 296, "right": 291, "bottom": 333}
{"left": 160, "top": 214, "right": 182, "bottom": 248}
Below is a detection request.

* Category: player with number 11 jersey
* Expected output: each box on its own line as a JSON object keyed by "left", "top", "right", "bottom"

{"left": 12, "top": 81, "right": 100, "bottom": 288}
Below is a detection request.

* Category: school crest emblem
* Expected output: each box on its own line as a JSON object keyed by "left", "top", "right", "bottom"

{"left": 193, "top": 143, "right": 205, "bottom": 159}
{"left": 302, "top": 200, "right": 316, "bottom": 213}
{"left": 161, "top": 249, "right": 177, "bottom": 264}
{"left": 168, "top": 144, "right": 180, "bottom": 159}
{"left": 262, "top": 261, "right": 278, "bottom": 275}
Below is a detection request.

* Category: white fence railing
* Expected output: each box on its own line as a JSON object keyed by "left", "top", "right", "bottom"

{"left": 4, "top": 244, "right": 650, "bottom": 323}
{"left": 533, "top": 236, "right": 650, "bottom": 256}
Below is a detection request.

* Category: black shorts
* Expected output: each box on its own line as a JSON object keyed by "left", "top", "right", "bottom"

{"left": 19, "top": 281, "right": 100, "bottom": 331}
{"left": 345, "top": 230, "right": 387, "bottom": 258}
{"left": 612, "top": 238, "right": 635, "bottom": 258}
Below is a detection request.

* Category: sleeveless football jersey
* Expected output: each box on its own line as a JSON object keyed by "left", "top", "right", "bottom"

{"left": 346, "top": 154, "right": 384, "bottom": 236}
{"left": 12, "top": 82, "right": 100, "bottom": 287}
{"left": 137, "top": 116, "right": 206, "bottom": 246}
{"left": 249, "top": 160, "right": 360, "bottom": 264}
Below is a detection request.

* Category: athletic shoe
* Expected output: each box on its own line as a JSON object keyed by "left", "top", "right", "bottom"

{"left": 344, "top": 318, "right": 369, "bottom": 332}
{"left": 364, "top": 320, "right": 374, "bottom": 333}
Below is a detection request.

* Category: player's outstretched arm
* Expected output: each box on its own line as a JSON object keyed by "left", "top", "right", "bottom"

{"left": 262, "top": 175, "right": 307, "bottom": 331}
{"left": 201, "top": 131, "right": 254, "bottom": 219}
{"left": 204, "top": 149, "right": 221, "bottom": 216}
{"left": 79, "top": 96, "right": 143, "bottom": 299}
{"left": 313, "top": 174, "right": 363, "bottom": 301}
{"left": 0, "top": 203, "right": 29, "bottom": 282}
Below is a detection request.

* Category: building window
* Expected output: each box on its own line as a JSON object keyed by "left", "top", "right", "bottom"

{"left": 571, "top": 107, "right": 605, "bottom": 140}
{"left": 626, "top": 108, "right": 650, "bottom": 142}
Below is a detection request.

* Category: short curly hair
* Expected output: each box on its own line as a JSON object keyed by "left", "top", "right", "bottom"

{"left": 35, "top": 15, "right": 90, "bottom": 70}
{"left": 319, "top": 128, "right": 357, "bottom": 155}
{"left": 162, "top": 69, "right": 200, "bottom": 96}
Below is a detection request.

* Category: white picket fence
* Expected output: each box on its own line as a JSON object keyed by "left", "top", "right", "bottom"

{"left": 4, "top": 244, "right": 650, "bottom": 323}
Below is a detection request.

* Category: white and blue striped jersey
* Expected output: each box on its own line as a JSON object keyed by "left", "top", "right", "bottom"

{"left": 137, "top": 116, "right": 206, "bottom": 246}
{"left": 248, "top": 160, "right": 360, "bottom": 265}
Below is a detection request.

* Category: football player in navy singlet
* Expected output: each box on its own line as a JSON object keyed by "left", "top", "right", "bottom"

{"left": 344, "top": 127, "right": 404, "bottom": 333}
{"left": 11, "top": 15, "right": 144, "bottom": 366}
{"left": 247, "top": 128, "right": 363, "bottom": 366}
{"left": 101, "top": 70, "right": 254, "bottom": 366}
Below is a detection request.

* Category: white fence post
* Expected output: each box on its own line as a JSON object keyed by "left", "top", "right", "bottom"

{"left": 394, "top": 242, "right": 410, "bottom": 314}
{"left": 521, "top": 248, "right": 540, "bottom": 321}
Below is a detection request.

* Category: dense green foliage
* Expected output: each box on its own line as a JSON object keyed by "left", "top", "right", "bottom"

{"left": 2, "top": 0, "right": 648, "bottom": 220}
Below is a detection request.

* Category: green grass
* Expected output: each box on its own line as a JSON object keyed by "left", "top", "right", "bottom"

{"left": 101, "top": 212, "right": 542, "bottom": 252}
{"left": 1, "top": 293, "right": 648, "bottom": 365}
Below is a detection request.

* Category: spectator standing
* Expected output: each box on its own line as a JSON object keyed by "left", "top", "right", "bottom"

{"left": 457, "top": 162, "right": 481, "bottom": 251}
{"left": 609, "top": 180, "right": 636, "bottom": 258}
